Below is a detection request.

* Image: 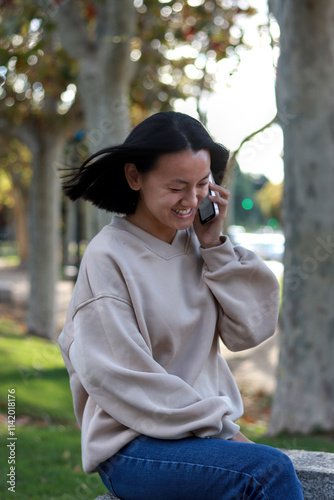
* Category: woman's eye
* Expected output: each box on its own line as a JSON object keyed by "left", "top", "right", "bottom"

{"left": 170, "top": 188, "right": 183, "bottom": 192}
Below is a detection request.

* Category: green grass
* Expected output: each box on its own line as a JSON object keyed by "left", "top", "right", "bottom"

{"left": 0, "top": 323, "right": 74, "bottom": 422}
{"left": 1, "top": 425, "right": 106, "bottom": 500}
{"left": 240, "top": 421, "right": 334, "bottom": 452}
{"left": 0, "top": 243, "right": 20, "bottom": 262}
{"left": 0, "top": 316, "right": 333, "bottom": 499}
{"left": 0, "top": 319, "right": 107, "bottom": 500}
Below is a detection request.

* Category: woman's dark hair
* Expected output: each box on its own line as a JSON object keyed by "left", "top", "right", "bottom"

{"left": 61, "top": 111, "right": 230, "bottom": 214}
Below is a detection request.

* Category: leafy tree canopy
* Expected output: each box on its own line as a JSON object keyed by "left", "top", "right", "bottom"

{"left": 131, "top": 0, "right": 257, "bottom": 121}
{"left": 0, "top": 137, "right": 32, "bottom": 208}
{"left": 0, "top": 1, "right": 77, "bottom": 127}
{"left": 0, "top": 0, "right": 259, "bottom": 128}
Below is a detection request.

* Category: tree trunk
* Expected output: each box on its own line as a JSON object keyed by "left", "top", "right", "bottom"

{"left": 268, "top": 0, "right": 334, "bottom": 434}
{"left": 27, "top": 129, "right": 63, "bottom": 340}
{"left": 11, "top": 186, "right": 29, "bottom": 264}
{"left": 79, "top": 57, "right": 132, "bottom": 232}
{"left": 56, "top": 0, "right": 136, "bottom": 235}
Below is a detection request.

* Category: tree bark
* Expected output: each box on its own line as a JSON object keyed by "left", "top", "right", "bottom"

{"left": 26, "top": 128, "right": 63, "bottom": 340}
{"left": 11, "top": 186, "right": 29, "bottom": 264}
{"left": 268, "top": 0, "right": 334, "bottom": 434}
{"left": 56, "top": 0, "right": 136, "bottom": 234}
{"left": 0, "top": 120, "right": 65, "bottom": 339}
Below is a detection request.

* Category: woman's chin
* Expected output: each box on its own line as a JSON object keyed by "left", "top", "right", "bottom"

{"left": 171, "top": 209, "right": 196, "bottom": 229}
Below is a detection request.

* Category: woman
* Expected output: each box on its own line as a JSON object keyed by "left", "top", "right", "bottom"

{"left": 59, "top": 112, "right": 303, "bottom": 499}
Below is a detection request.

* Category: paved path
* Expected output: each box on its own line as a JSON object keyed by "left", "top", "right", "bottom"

{"left": 0, "top": 260, "right": 74, "bottom": 332}
{"left": 221, "top": 335, "right": 278, "bottom": 395}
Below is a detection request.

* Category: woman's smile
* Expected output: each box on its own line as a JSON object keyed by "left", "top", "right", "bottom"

{"left": 172, "top": 207, "right": 194, "bottom": 217}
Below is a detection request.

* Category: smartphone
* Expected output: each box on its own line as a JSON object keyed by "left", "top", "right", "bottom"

{"left": 198, "top": 174, "right": 219, "bottom": 224}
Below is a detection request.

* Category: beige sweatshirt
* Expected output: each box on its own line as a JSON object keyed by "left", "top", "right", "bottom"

{"left": 58, "top": 216, "right": 280, "bottom": 473}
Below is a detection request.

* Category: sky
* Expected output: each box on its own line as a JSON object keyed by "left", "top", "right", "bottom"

{"left": 175, "top": 0, "right": 284, "bottom": 185}
{"left": 208, "top": 42, "right": 284, "bottom": 185}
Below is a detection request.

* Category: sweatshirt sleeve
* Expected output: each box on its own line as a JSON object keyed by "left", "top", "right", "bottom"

{"left": 200, "top": 236, "right": 280, "bottom": 352}
{"left": 67, "top": 295, "right": 240, "bottom": 440}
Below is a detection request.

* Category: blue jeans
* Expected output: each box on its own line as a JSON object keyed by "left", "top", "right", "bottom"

{"left": 97, "top": 436, "right": 303, "bottom": 499}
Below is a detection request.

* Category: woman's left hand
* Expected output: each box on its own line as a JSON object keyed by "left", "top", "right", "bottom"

{"left": 229, "top": 431, "right": 254, "bottom": 444}
{"left": 193, "top": 181, "right": 230, "bottom": 249}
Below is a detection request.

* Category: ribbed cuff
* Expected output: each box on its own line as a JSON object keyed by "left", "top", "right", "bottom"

{"left": 200, "top": 236, "right": 239, "bottom": 271}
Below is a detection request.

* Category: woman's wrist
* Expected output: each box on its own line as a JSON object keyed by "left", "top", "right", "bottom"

{"left": 201, "top": 236, "right": 226, "bottom": 249}
{"left": 201, "top": 241, "right": 222, "bottom": 249}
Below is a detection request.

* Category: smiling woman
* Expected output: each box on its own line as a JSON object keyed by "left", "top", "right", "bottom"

{"left": 58, "top": 111, "right": 302, "bottom": 499}
{"left": 124, "top": 149, "right": 212, "bottom": 242}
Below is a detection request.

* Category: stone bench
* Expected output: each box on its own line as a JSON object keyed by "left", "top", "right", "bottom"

{"left": 283, "top": 450, "right": 334, "bottom": 499}
{"left": 94, "top": 450, "right": 334, "bottom": 500}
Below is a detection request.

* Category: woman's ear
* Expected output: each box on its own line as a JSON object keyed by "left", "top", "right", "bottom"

{"left": 124, "top": 163, "right": 141, "bottom": 191}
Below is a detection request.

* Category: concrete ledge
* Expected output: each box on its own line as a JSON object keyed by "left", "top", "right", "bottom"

{"left": 95, "top": 495, "right": 117, "bottom": 500}
{"left": 282, "top": 450, "right": 334, "bottom": 499}
{"left": 94, "top": 450, "right": 334, "bottom": 500}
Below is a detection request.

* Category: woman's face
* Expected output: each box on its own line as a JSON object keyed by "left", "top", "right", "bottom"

{"left": 125, "top": 149, "right": 211, "bottom": 243}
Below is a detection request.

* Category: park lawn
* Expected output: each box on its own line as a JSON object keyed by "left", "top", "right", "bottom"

{"left": 0, "top": 424, "right": 106, "bottom": 500}
{"left": 0, "top": 319, "right": 106, "bottom": 500}
{"left": 0, "top": 317, "right": 333, "bottom": 499}
{"left": 0, "top": 319, "right": 74, "bottom": 422}
{"left": 241, "top": 421, "right": 334, "bottom": 453}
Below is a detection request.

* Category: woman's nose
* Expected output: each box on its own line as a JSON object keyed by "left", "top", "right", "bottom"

{"left": 181, "top": 189, "right": 199, "bottom": 207}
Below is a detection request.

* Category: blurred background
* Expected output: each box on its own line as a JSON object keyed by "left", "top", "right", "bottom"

{"left": 1, "top": 1, "right": 333, "bottom": 498}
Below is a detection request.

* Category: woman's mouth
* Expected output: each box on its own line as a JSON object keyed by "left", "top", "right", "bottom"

{"left": 172, "top": 208, "right": 193, "bottom": 217}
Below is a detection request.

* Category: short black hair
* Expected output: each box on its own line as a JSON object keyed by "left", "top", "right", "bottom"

{"left": 61, "top": 111, "right": 229, "bottom": 214}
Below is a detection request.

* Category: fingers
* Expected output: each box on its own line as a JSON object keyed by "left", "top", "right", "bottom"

{"left": 208, "top": 182, "right": 230, "bottom": 208}
{"left": 209, "top": 181, "right": 230, "bottom": 198}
